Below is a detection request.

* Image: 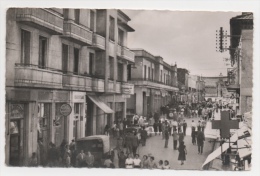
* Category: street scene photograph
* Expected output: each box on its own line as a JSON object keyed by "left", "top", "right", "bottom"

{"left": 3, "top": 6, "right": 255, "bottom": 173}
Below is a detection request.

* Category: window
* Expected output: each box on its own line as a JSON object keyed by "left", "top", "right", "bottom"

{"left": 74, "top": 9, "right": 80, "bottom": 24}
{"left": 21, "top": 29, "right": 31, "bottom": 64}
{"left": 109, "top": 16, "right": 115, "bottom": 41}
{"left": 90, "top": 10, "right": 95, "bottom": 31}
{"left": 117, "top": 62, "right": 123, "bottom": 81}
{"left": 38, "top": 36, "right": 47, "bottom": 68}
{"left": 160, "top": 70, "right": 162, "bottom": 82}
{"left": 73, "top": 48, "right": 79, "bottom": 74}
{"left": 148, "top": 67, "right": 150, "bottom": 80}
{"left": 151, "top": 68, "right": 154, "bottom": 81}
{"left": 118, "top": 29, "right": 124, "bottom": 46}
{"left": 62, "top": 44, "right": 69, "bottom": 73}
{"left": 109, "top": 57, "right": 114, "bottom": 79}
{"left": 89, "top": 53, "right": 94, "bottom": 75}
{"left": 127, "top": 64, "right": 131, "bottom": 81}
{"left": 144, "top": 65, "right": 147, "bottom": 79}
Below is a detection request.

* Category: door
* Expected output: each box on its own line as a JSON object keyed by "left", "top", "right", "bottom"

{"left": 9, "top": 119, "right": 23, "bottom": 166}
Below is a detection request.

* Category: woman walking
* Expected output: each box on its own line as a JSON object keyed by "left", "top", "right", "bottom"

{"left": 178, "top": 141, "right": 187, "bottom": 165}
{"left": 153, "top": 121, "right": 158, "bottom": 136}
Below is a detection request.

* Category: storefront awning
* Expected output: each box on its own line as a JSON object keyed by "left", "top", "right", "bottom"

{"left": 202, "top": 128, "right": 241, "bottom": 169}
{"left": 87, "top": 95, "right": 114, "bottom": 114}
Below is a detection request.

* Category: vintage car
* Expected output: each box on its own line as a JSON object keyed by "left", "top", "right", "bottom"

{"left": 76, "top": 135, "right": 110, "bottom": 167}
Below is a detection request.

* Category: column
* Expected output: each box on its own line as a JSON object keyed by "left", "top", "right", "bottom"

{"left": 135, "top": 89, "right": 143, "bottom": 116}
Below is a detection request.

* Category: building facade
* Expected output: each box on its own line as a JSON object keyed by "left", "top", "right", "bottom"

{"left": 228, "top": 12, "right": 253, "bottom": 114}
{"left": 177, "top": 68, "right": 189, "bottom": 102}
{"left": 127, "top": 49, "right": 178, "bottom": 117}
{"left": 5, "top": 8, "right": 135, "bottom": 166}
{"left": 187, "top": 75, "right": 205, "bottom": 103}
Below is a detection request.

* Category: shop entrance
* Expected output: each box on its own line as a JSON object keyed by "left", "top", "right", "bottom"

{"left": 9, "top": 119, "right": 23, "bottom": 166}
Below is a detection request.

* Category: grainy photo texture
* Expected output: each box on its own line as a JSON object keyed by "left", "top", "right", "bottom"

{"left": 5, "top": 8, "right": 253, "bottom": 171}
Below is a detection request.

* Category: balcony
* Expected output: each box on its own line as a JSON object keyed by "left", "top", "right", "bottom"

{"left": 117, "top": 45, "right": 135, "bottom": 63}
{"left": 90, "top": 33, "right": 105, "bottom": 50}
{"left": 63, "top": 21, "right": 93, "bottom": 45}
{"left": 108, "top": 80, "right": 114, "bottom": 92}
{"left": 16, "top": 8, "right": 63, "bottom": 35}
{"left": 122, "top": 47, "right": 135, "bottom": 63}
{"left": 92, "top": 78, "right": 105, "bottom": 92}
{"left": 14, "top": 64, "right": 63, "bottom": 89}
{"left": 129, "top": 78, "right": 178, "bottom": 92}
{"left": 62, "top": 73, "right": 93, "bottom": 91}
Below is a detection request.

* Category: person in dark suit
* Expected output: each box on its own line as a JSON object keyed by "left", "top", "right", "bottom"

{"left": 132, "top": 132, "right": 139, "bottom": 156}
{"left": 197, "top": 129, "right": 205, "bottom": 154}
{"left": 182, "top": 120, "right": 187, "bottom": 136}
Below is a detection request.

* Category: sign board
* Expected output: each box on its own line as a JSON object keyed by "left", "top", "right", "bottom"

{"left": 60, "top": 104, "right": 72, "bottom": 116}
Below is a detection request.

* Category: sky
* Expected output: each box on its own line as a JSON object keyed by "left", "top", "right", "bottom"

{"left": 123, "top": 10, "right": 241, "bottom": 77}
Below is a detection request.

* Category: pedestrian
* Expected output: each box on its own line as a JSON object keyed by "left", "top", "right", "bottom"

{"left": 148, "top": 156, "right": 157, "bottom": 169}
{"left": 164, "top": 129, "right": 169, "bottom": 148}
{"left": 182, "top": 120, "right": 187, "bottom": 136}
{"left": 172, "top": 120, "right": 178, "bottom": 132}
{"left": 69, "top": 139, "right": 76, "bottom": 151}
{"left": 47, "top": 143, "right": 57, "bottom": 167}
{"left": 29, "top": 152, "right": 38, "bottom": 167}
{"left": 118, "top": 151, "right": 126, "bottom": 168}
{"left": 178, "top": 141, "right": 187, "bottom": 165}
{"left": 76, "top": 150, "right": 86, "bottom": 167}
{"left": 125, "top": 154, "right": 134, "bottom": 169}
{"left": 141, "top": 155, "right": 149, "bottom": 168}
{"left": 117, "top": 137, "right": 124, "bottom": 151}
{"left": 163, "top": 160, "right": 170, "bottom": 169}
{"left": 37, "top": 139, "right": 44, "bottom": 166}
{"left": 197, "top": 128, "right": 205, "bottom": 154}
{"left": 112, "top": 149, "right": 119, "bottom": 168}
{"left": 133, "top": 154, "right": 141, "bottom": 168}
{"left": 71, "top": 147, "right": 77, "bottom": 167}
{"left": 178, "top": 129, "right": 184, "bottom": 146}
{"left": 138, "top": 116, "right": 144, "bottom": 127}
{"left": 161, "top": 121, "right": 166, "bottom": 139}
{"left": 172, "top": 129, "right": 179, "bottom": 150}
{"left": 65, "top": 151, "right": 71, "bottom": 168}
{"left": 133, "top": 114, "right": 139, "bottom": 125}
{"left": 119, "top": 121, "right": 124, "bottom": 137}
{"left": 153, "top": 121, "right": 158, "bottom": 136}
{"left": 63, "top": 144, "right": 71, "bottom": 167}
{"left": 191, "top": 127, "right": 197, "bottom": 145}
{"left": 157, "top": 160, "right": 164, "bottom": 169}
{"left": 125, "top": 132, "right": 133, "bottom": 154}
{"left": 86, "top": 151, "right": 95, "bottom": 167}
{"left": 197, "top": 121, "right": 202, "bottom": 132}
{"left": 195, "top": 109, "right": 198, "bottom": 118}
{"left": 158, "top": 121, "right": 162, "bottom": 135}
{"left": 201, "top": 119, "right": 206, "bottom": 133}
{"left": 177, "top": 121, "right": 182, "bottom": 133}
{"left": 132, "top": 132, "right": 139, "bottom": 156}
{"left": 140, "top": 127, "right": 148, "bottom": 146}
{"left": 60, "top": 139, "right": 67, "bottom": 162}
{"left": 191, "top": 120, "right": 196, "bottom": 131}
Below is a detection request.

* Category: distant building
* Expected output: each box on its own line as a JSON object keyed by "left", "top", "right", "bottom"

{"left": 127, "top": 49, "right": 178, "bottom": 117}
{"left": 177, "top": 68, "right": 189, "bottom": 102}
{"left": 202, "top": 73, "right": 228, "bottom": 101}
{"left": 188, "top": 75, "right": 205, "bottom": 103}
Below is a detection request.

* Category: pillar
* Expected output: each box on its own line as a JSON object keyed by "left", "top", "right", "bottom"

{"left": 135, "top": 89, "right": 143, "bottom": 115}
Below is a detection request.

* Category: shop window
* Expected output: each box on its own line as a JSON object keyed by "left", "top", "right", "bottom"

{"left": 21, "top": 29, "right": 31, "bottom": 65}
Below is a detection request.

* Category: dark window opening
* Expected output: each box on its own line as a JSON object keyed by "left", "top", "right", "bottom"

{"left": 62, "top": 44, "right": 69, "bottom": 73}
{"left": 89, "top": 53, "right": 94, "bottom": 75}
{"left": 38, "top": 36, "right": 47, "bottom": 68}
{"left": 109, "top": 57, "right": 114, "bottom": 80}
{"left": 21, "top": 29, "right": 31, "bottom": 65}
{"left": 74, "top": 9, "right": 80, "bottom": 24}
{"left": 90, "top": 10, "right": 95, "bottom": 31}
{"left": 109, "top": 16, "right": 115, "bottom": 41}
{"left": 127, "top": 64, "right": 131, "bottom": 81}
{"left": 74, "top": 48, "right": 79, "bottom": 74}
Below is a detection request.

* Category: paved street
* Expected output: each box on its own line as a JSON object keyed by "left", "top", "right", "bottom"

{"left": 111, "top": 117, "right": 214, "bottom": 170}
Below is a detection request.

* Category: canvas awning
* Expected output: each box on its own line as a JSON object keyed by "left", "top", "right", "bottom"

{"left": 237, "top": 137, "right": 251, "bottom": 158}
{"left": 202, "top": 128, "right": 241, "bottom": 169}
{"left": 87, "top": 95, "right": 114, "bottom": 114}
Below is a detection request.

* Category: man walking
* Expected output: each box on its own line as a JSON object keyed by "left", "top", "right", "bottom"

{"left": 132, "top": 132, "right": 139, "bottom": 156}
{"left": 182, "top": 120, "right": 187, "bottom": 136}
{"left": 140, "top": 127, "right": 148, "bottom": 146}
{"left": 197, "top": 129, "right": 205, "bottom": 154}
{"left": 172, "top": 129, "right": 179, "bottom": 150}
{"left": 164, "top": 129, "right": 169, "bottom": 148}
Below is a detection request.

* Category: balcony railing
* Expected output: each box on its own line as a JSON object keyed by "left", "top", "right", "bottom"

{"left": 129, "top": 78, "right": 178, "bottom": 91}
{"left": 14, "top": 63, "right": 63, "bottom": 88}
{"left": 116, "top": 82, "right": 121, "bottom": 93}
{"left": 16, "top": 8, "right": 63, "bottom": 34}
{"left": 108, "top": 80, "right": 114, "bottom": 92}
{"left": 63, "top": 21, "right": 93, "bottom": 45}
{"left": 122, "top": 47, "right": 135, "bottom": 63}
{"left": 62, "top": 74, "right": 93, "bottom": 91}
{"left": 91, "top": 33, "right": 105, "bottom": 50}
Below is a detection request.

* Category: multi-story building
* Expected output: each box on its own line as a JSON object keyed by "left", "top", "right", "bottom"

{"left": 5, "top": 8, "right": 135, "bottom": 166}
{"left": 187, "top": 75, "right": 205, "bottom": 103}
{"left": 127, "top": 49, "right": 178, "bottom": 117}
{"left": 228, "top": 12, "right": 253, "bottom": 114}
{"left": 177, "top": 68, "right": 189, "bottom": 102}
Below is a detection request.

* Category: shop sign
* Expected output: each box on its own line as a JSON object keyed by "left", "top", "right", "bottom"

{"left": 60, "top": 104, "right": 72, "bottom": 116}
{"left": 122, "top": 84, "right": 134, "bottom": 94}
{"left": 10, "top": 104, "right": 24, "bottom": 119}
{"left": 122, "top": 94, "right": 131, "bottom": 98}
